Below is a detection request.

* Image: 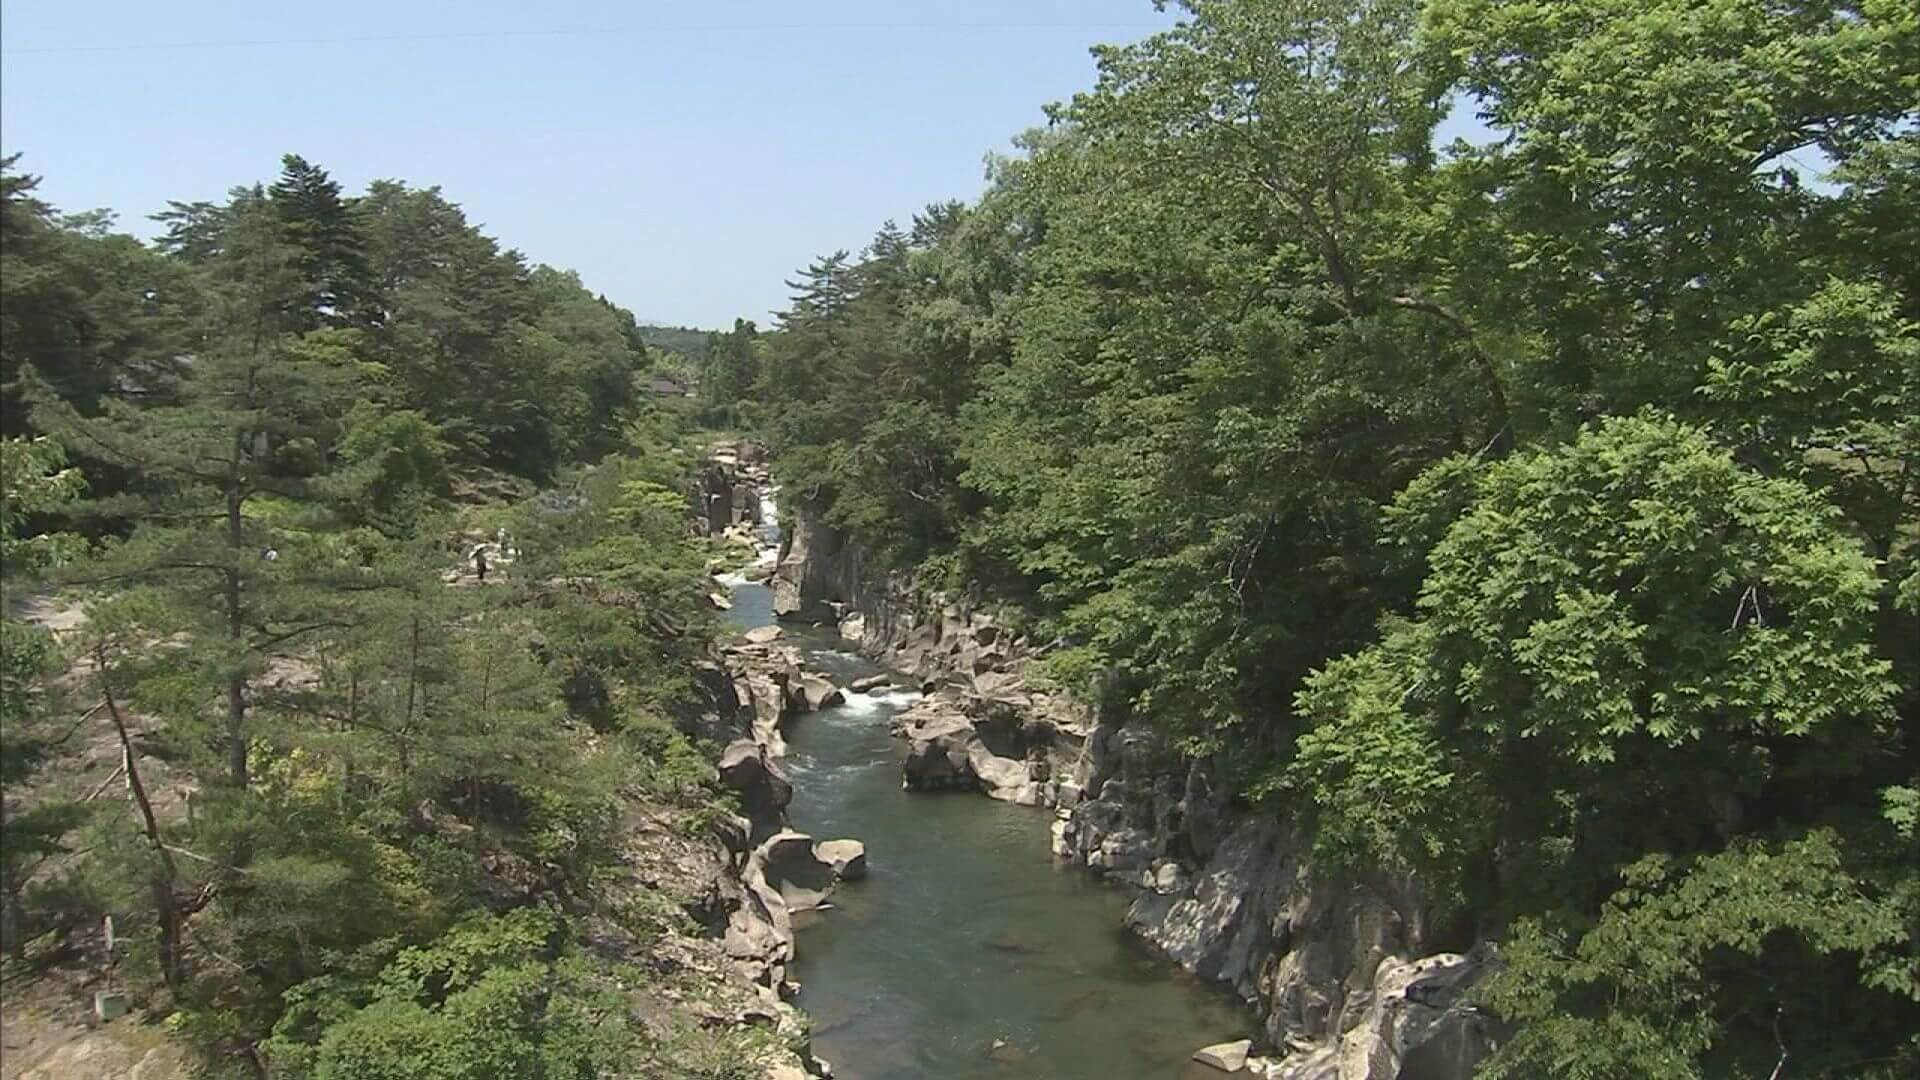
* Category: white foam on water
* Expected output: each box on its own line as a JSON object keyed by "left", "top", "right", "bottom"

{"left": 832, "top": 688, "right": 923, "bottom": 716}
{"left": 713, "top": 571, "right": 750, "bottom": 588}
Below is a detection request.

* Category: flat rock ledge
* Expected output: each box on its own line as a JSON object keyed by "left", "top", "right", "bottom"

{"left": 1194, "top": 1039, "right": 1254, "bottom": 1072}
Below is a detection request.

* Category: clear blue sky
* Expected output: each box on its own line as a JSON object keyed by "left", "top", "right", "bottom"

{"left": 1, "top": 0, "right": 1189, "bottom": 329}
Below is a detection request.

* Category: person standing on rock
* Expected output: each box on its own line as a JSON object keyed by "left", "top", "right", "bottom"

{"left": 472, "top": 544, "right": 489, "bottom": 583}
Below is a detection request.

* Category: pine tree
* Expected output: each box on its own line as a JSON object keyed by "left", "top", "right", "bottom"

{"left": 2, "top": 157, "right": 195, "bottom": 436}
{"left": 29, "top": 192, "right": 367, "bottom": 795}
{"left": 267, "top": 154, "right": 380, "bottom": 330}
{"left": 0, "top": 438, "right": 88, "bottom": 961}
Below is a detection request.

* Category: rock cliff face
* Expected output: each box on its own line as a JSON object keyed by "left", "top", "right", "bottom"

{"left": 689, "top": 441, "right": 770, "bottom": 540}
{"left": 772, "top": 504, "right": 1499, "bottom": 1079}
{"left": 771, "top": 510, "right": 859, "bottom": 621}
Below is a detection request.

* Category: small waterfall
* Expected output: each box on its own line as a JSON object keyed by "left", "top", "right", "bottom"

{"left": 756, "top": 485, "right": 782, "bottom": 564}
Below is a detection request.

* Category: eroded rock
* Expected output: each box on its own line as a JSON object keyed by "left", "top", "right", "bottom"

{"left": 755, "top": 830, "right": 838, "bottom": 912}
{"left": 718, "top": 740, "right": 793, "bottom": 843}
{"left": 814, "top": 838, "right": 868, "bottom": 881}
{"left": 795, "top": 674, "right": 845, "bottom": 712}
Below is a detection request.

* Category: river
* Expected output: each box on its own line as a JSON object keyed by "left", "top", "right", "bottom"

{"left": 719, "top": 500, "right": 1250, "bottom": 1079}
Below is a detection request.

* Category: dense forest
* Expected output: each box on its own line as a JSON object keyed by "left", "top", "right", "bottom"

{"left": 634, "top": 325, "right": 720, "bottom": 363}
{"left": 727, "top": 0, "right": 1920, "bottom": 1076}
{"left": 4, "top": 0, "right": 1917, "bottom": 1077}
{"left": 1, "top": 153, "right": 789, "bottom": 1076}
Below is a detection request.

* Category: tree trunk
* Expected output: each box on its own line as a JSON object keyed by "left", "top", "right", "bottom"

{"left": 3, "top": 883, "right": 20, "bottom": 963}
{"left": 97, "top": 646, "right": 185, "bottom": 990}
{"left": 2, "top": 794, "right": 18, "bottom": 962}
{"left": 226, "top": 432, "right": 248, "bottom": 790}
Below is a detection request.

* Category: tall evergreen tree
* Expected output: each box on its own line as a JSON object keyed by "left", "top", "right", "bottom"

{"left": 268, "top": 154, "right": 380, "bottom": 330}
{"left": 30, "top": 192, "right": 366, "bottom": 793}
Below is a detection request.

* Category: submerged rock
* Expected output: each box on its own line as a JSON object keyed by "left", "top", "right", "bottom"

{"left": 985, "top": 1037, "right": 1028, "bottom": 1065}
{"left": 985, "top": 930, "right": 1047, "bottom": 956}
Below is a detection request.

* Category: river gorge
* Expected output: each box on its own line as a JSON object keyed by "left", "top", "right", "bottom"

{"left": 718, "top": 491, "right": 1251, "bottom": 1078}
{"left": 699, "top": 446, "right": 1495, "bottom": 1080}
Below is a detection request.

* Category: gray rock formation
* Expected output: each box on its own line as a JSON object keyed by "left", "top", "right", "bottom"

{"left": 754, "top": 830, "right": 839, "bottom": 913}
{"left": 689, "top": 441, "right": 770, "bottom": 538}
{"left": 896, "top": 700, "right": 980, "bottom": 790}
{"left": 793, "top": 674, "right": 845, "bottom": 713}
{"left": 814, "top": 838, "right": 868, "bottom": 880}
{"left": 717, "top": 739, "right": 793, "bottom": 844}
{"left": 772, "top": 512, "right": 856, "bottom": 621}
{"left": 1263, "top": 949, "right": 1499, "bottom": 1080}
{"left": 1070, "top": 714, "right": 1500, "bottom": 1074}
{"left": 890, "top": 695, "right": 1054, "bottom": 805}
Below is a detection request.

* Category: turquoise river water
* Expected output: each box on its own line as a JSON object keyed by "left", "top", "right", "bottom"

{"left": 722, "top": 569, "right": 1250, "bottom": 1079}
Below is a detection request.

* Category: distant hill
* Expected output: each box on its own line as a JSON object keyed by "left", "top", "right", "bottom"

{"left": 635, "top": 324, "right": 717, "bottom": 358}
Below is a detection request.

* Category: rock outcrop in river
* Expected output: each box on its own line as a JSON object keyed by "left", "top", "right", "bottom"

{"left": 769, "top": 502, "right": 1500, "bottom": 1079}
{"left": 690, "top": 440, "right": 770, "bottom": 540}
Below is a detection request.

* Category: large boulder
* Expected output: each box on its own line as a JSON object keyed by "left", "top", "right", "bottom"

{"left": 813, "top": 838, "right": 868, "bottom": 881}
{"left": 718, "top": 740, "right": 792, "bottom": 842}
{"left": 720, "top": 821, "right": 798, "bottom": 987}
{"left": 795, "top": 674, "right": 845, "bottom": 712}
{"left": 1087, "top": 827, "right": 1155, "bottom": 875}
{"left": 729, "top": 661, "right": 797, "bottom": 756}
{"left": 754, "top": 831, "right": 837, "bottom": 913}
{"left": 898, "top": 704, "right": 980, "bottom": 790}
{"left": 967, "top": 742, "right": 1043, "bottom": 806}
{"left": 1312, "top": 948, "right": 1499, "bottom": 1080}
{"left": 730, "top": 484, "right": 762, "bottom": 528}
{"left": 1122, "top": 823, "right": 1292, "bottom": 988}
